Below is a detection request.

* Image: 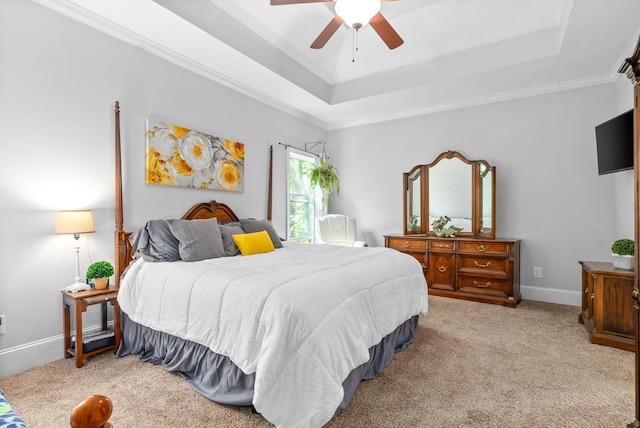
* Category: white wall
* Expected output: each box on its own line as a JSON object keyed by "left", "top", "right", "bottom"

{"left": 328, "top": 83, "right": 634, "bottom": 305}
{"left": 0, "top": 0, "right": 325, "bottom": 377}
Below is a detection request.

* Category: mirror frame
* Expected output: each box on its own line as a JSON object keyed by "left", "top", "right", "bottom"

{"left": 403, "top": 150, "right": 496, "bottom": 239}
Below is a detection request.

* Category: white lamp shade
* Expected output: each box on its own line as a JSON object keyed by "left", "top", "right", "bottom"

{"left": 335, "top": 0, "right": 381, "bottom": 28}
{"left": 55, "top": 210, "right": 95, "bottom": 235}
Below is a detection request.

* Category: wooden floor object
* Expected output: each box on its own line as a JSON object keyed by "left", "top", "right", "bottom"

{"left": 70, "top": 395, "right": 113, "bottom": 428}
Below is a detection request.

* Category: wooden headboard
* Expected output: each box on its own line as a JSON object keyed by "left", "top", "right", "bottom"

{"left": 113, "top": 102, "right": 270, "bottom": 286}
{"left": 180, "top": 200, "right": 240, "bottom": 222}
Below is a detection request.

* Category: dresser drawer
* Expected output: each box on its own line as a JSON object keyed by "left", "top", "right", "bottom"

{"left": 427, "top": 253, "right": 455, "bottom": 291}
{"left": 386, "top": 237, "right": 427, "bottom": 252}
{"left": 459, "top": 255, "right": 509, "bottom": 273}
{"left": 458, "top": 241, "right": 509, "bottom": 255}
{"left": 429, "top": 240, "right": 455, "bottom": 251}
{"left": 457, "top": 275, "right": 509, "bottom": 297}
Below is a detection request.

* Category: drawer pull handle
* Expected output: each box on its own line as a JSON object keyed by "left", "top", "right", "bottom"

{"left": 473, "top": 261, "right": 491, "bottom": 268}
{"left": 477, "top": 245, "right": 486, "bottom": 252}
{"left": 584, "top": 288, "right": 589, "bottom": 294}
{"left": 473, "top": 281, "right": 490, "bottom": 288}
{"left": 633, "top": 288, "right": 640, "bottom": 310}
{"left": 403, "top": 241, "right": 411, "bottom": 248}
{"left": 436, "top": 243, "right": 446, "bottom": 248}
{"left": 438, "top": 266, "right": 447, "bottom": 273}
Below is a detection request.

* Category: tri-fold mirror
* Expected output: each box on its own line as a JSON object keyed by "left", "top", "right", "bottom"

{"left": 403, "top": 150, "right": 496, "bottom": 239}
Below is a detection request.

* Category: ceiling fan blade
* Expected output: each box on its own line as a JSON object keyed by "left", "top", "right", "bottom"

{"left": 369, "top": 12, "right": 404, "bottom": 50}
{"left": 270, "top": 0, "right": 330, "bottom": 5}
{"left": 311, "top": 16, "right": 344, "bottom": 49}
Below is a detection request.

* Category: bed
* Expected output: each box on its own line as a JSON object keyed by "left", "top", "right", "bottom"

{"left": 112, "top": 102, "right": 429, "bottom": 427}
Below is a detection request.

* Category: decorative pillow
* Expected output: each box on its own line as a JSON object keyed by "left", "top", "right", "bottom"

{"left": 232, "top": 230, "right": 275, "bottom": 256}
{"left": 219, "top": 224, "right": 244, "bottom": 257}
{"left": 167, "top": 218, "right": 225, "bottom": 262}
{"left": 239, "top": 219, "right": 283, "bottom": 249}
{"left": 130, "top": 219, "right": 181, "bottom": 262}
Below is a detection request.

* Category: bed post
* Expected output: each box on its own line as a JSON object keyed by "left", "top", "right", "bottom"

{"left": 114, "top": 101, "right": 127, "bottom": 287}
{"left": 268, "top": 145, "right": 273, "bottom": 221}
{"left": 619, "top": 34, "right": 640, "bottom": 428}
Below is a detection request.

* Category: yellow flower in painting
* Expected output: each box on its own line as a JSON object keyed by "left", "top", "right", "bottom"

{"left": 222, "top": 139, "right": 245, "bottom": 162}
{"left": 168, "top": 153, "right": 194, "bottom": 177}
{"left": 170, "top": 125, "right": 190, "bottom": 141}
{"left": 146, "top": 148, "right": 176, "bottom": 186}
{"left": 178, "top": 131, "right": 213, "bottom": 170}
{"left": 215, "top": 159, "right": 242, "bottom": 191}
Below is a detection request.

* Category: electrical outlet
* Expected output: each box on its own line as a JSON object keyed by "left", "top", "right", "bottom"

{"left": 533, "top": 267, "right": 542, "bottom": 278}
{"left": 0, "top": 314, "right": 5, "bottom": 334}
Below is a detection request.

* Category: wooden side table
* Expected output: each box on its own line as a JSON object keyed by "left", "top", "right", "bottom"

{"left": 62, "top": 286, "right": 120, "bottom": 368}
{"left": 578, "top": 260, "right": 635, "bottom": 351}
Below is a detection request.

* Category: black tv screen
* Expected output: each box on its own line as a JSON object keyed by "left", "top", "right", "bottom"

{"left": 595, "top": 109, "right": 634, "bottom": 175}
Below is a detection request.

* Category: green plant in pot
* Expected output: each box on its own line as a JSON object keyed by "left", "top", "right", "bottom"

{"left": 309, "top": 155, "right": 340, "bottom": 214}
{"left": 611, "top": 238, "right": 634, "bottom": 270}
{"left": 86, "top": 261, "right": 115, "bottom": 289}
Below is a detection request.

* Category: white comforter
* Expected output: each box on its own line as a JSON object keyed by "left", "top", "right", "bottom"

{"left": 118, "top": 243, "right": 428, "bottom": 428}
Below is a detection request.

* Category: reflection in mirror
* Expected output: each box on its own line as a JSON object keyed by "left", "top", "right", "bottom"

{"left": 402, "top": 151, "right": 496, "bottom": 238}
{"left": 429, "top": 158, "right": 472, "bottom": 232}
{"left": 406, "top": 168, "right": 421, "bottom": 232}
{"left": 481, "top": 169, "right": 492, "bottom": 233}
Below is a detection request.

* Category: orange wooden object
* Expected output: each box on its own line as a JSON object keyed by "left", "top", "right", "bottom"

{"left": 70, "top": 395, "right": 113, "bottom": 428}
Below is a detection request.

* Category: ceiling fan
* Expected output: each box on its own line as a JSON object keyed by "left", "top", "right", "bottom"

{"left": 270, "top": 0, "right": 403, "bottom": 50}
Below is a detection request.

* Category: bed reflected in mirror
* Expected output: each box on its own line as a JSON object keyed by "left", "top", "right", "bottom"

{"left": 403, "top": 151, "right": 496, "bottom": 239}
{"left": 428, "top": 157, "right": 472, "bottom": 232}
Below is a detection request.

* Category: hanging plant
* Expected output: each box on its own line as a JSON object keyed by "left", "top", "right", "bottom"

{"left": 309, "top": 155, "right": 340, "bottom": 211}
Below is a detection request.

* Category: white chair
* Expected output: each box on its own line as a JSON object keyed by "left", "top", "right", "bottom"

{"left": 316, "top": 214, "right": 367, "bottom": 247}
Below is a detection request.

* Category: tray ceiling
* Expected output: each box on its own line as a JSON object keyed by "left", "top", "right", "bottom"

{"left": 36, "top": 0, "right": 640, "bottom": 129}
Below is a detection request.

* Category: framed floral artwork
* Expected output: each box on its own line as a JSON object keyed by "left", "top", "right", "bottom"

{"left": 145, "top": 117, "right": 245, "bottom": 192}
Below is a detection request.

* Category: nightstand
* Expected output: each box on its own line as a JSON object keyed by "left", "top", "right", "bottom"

{"left": 578, "top": 261, "right": 635, "bottom": 351}
{"left": 62, "top": 285, "right": 121, "bottom": 368}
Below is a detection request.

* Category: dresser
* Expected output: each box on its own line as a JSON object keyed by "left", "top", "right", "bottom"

{"left": 385, "top": 235, "right": 521, "bottom": 307}
{"left": 578, "top": 261, "right": 635, "bottom": 351}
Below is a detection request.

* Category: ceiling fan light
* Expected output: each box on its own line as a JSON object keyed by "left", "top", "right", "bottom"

{"left": 335, "top": 0, "right": 381, "bottom": 28}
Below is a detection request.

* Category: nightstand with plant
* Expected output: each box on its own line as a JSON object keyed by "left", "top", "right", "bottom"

{"left": 578, "top": 258, "right": 635, "bottom": 351}
{"left": 62, "top": 260, "right": 119, "bottom": 367}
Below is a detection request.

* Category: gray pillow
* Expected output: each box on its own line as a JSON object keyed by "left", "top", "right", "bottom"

{"left": 131, "top": 219, "right": 181, "bottom": 262}
{"left": 219, "top": 224, "right": 244, "bottom": 257}
{"left": 239, "top": 219, "right": 283, "bottom": 249}
{"left": 167, "top": 218, "right": 225, "bottom": 262}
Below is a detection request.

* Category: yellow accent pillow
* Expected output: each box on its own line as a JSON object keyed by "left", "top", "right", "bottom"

{"left": 232, "top": 230, "right": 276, "bottom": 256}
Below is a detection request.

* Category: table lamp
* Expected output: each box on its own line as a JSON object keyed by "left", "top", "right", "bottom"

{"left": 55, "top": 210, "right": 95, "bottom": 292}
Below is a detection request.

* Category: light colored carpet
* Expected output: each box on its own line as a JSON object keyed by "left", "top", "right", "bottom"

{"left": 0, "top": 296, "right": 634, "bottom": 427}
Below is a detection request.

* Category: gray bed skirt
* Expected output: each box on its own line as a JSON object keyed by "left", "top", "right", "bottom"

{"left": 117, "top": 313, "right": 419, "bottom": 417}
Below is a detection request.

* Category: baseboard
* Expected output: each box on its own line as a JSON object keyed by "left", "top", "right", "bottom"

{"left": 0, "top": 335, "right": 62, "bottom": 378}
{"left": 521, "top": 284, "right": 581, "bottom": 307}
{"left": 0, "top": 322, "right": 112, "bottom": 378}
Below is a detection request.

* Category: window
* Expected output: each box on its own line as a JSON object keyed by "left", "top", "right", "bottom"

{"left": 287, "top": 149, "right": 322, "bottom": 243}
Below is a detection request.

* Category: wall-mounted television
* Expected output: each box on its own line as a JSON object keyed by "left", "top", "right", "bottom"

{"left": 595, "top": 109, "right": 634, "bottom": 175}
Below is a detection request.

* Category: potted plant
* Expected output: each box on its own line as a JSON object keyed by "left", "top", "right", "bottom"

{"left": 611, "top": 238, "right": 634, "bottom": 270}
{"left": 86, "top": 261, "right": 115, "bottom": 289}
{"left": 309, "top": 155, "right": 340, "bottom": 214}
